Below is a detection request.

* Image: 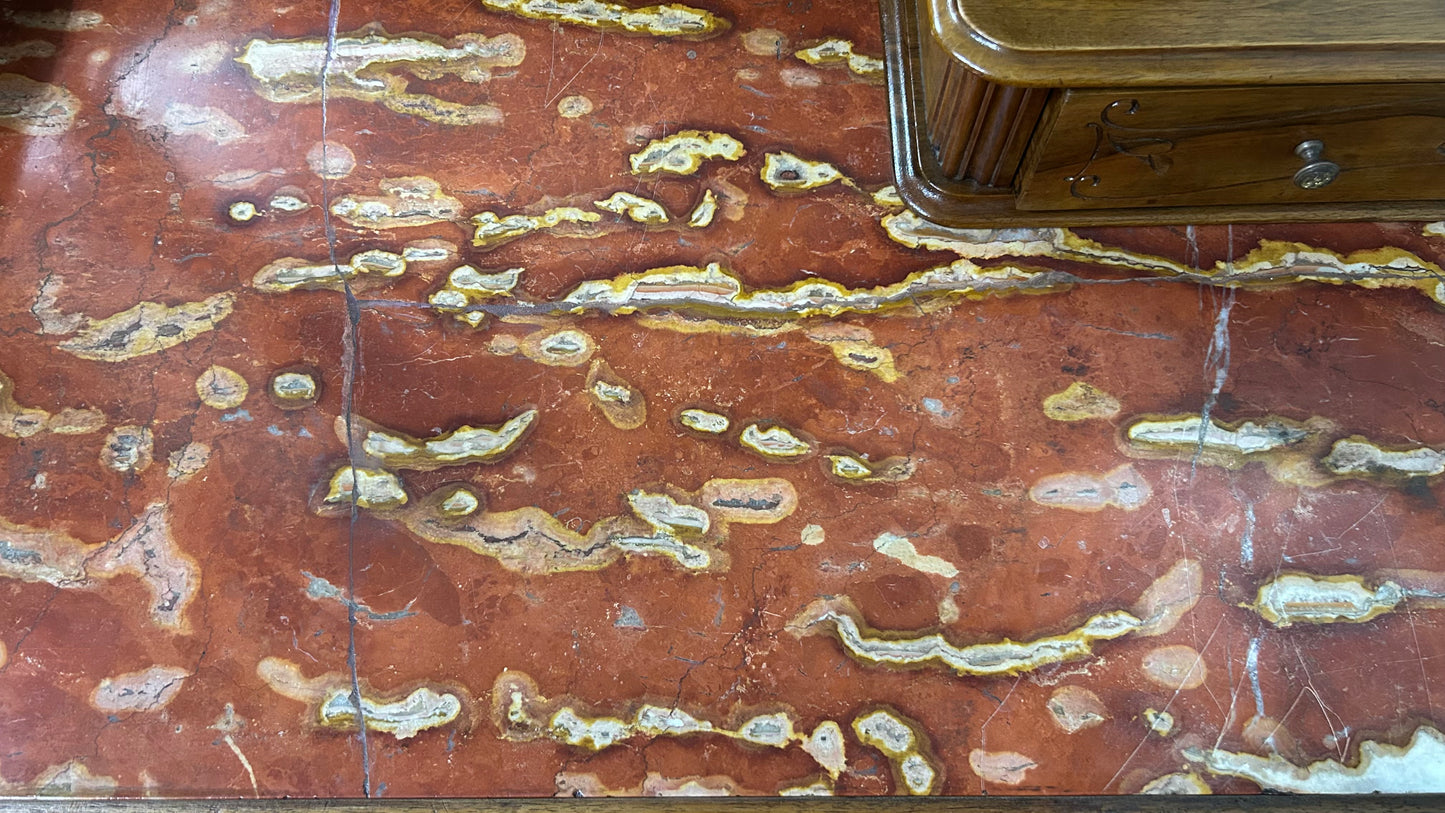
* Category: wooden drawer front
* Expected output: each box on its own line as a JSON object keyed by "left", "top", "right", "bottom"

{"left": 1017, "top": 85, "right": 1445, "bottom": 211}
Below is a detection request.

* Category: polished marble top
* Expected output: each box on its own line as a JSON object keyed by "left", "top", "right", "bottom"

{"left": 0, "top": 0, "right": 1443, "bottom": 799}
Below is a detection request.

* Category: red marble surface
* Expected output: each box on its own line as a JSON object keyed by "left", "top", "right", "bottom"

{"left": 1, "top": 0, "right": 1443, "bottom": 799}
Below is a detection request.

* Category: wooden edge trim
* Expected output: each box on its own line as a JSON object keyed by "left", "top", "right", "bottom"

{"left": 3, "top": 797, "right": 1445, "bottom": 812}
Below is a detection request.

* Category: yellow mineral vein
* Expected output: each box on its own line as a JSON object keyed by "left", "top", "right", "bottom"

{"left": 1123, "top": 413, "right": 1335, "bottom": 486}
{"left": 677, "top": 407, "right": 730, "bottom": 434}
{"left": 330, "top": 176, "right": 462, "bottom": 229}
{"left": 1042, "top": 381, "right": 1120, "bottom": 421}
{"left": 883, "top": 211, "right": 1445, "bottom": 306}
{"left": 594, "top": 191, "right": 670, "bottom": 224}
{"left": 824, "top": 451, "right": 913, "bottom": 483}
{"left": 870, "top": 185, "right": 904, "bottom": 208}
{"left": 493, "top": 670, "right": 846, "bottom": 779}
{"left": 270, "top": 372, "right": 319, "bottom": 408}
{"left": 1143, "top": 708, "right": 1176, "bottom": 736}
{"left": 472, "top": 207, "right": 602, "bottom": 249}
{"left": 1127, "top": 415, "right": 1315, "bottom": 458}
{"left": 401, "top": 238, "right": 456, "bottom": 263}
{"left": 320, "top": 465, "right": 409, "bottom": 510}
{"left": 237, "top": 28, "right": 523, "bottom": 125}
{"left": 318, "top": 686, "right": 462, "bottom": 739}
{"left": 58, "top": 294, "right": 235, "bottom": 362}
{"left": 257, "top": 657, "right": 464, "bottom": 740}
{"left": 396, "top": 477, "right": 795, "bottom": 574}
{"left": 803, "top": 324, "right": 899, "bottom": 381}
{"left": 0, "top": 369, "right": 53, "bottom": 438}
{"left": 853, "top": 708, "right": 941, "bottom": 795}
{"left": 1139, "top": 772, "right": 1211, "bottom": 794}
{"left": 195, "top": 366, "right": 248, "bottom": 409}
{"left": 253, "top": 249, "right": 406, "bottom": 292}
{"left": 586, "top": 359, "right": 647, "bottom": 429}
{"left": 518, "top": 327, "right": 597, "bottom": 366}
{"left": 629, "top": 130, "right": 746, "bottom": 176}
{"left": 794, "top": 39, "right": 884, "bottom": 80}
{"left": 430, "top": 265, "right": 525, "bottom": 327}
{"left": 347, "top": 409, "right": 537, "bottom": 470}
{"left": 0, "top": 370, "right": 105, "bottom": 437}
{"left": 1126, "top": 413, "right": 1445, "bottom": 489}
{"left": 1247, "top": 571, "right": 1445, "bottom": 627}
{"left": 557, "top": 260, "right": 1055, "bottom": 318}
{"left": 1185, "top": 726, "right": 1445, "bottom": 793}
{"left": 739, "top": 422, "right": 815, "bottom": 460}
{"left": 761, "top": 151, "right": 858, "bottom": 193}
{"left": 479, "top": 0, "right": 729, "bottom": 39}
{"left": 687, "top": 188, "right": 719, "bottom": 227}
{"left": 558, "top": 772, "right": 831, "bottom": 797}
{"left": 789, "top": 596, "right": 1141, "bottom": 676}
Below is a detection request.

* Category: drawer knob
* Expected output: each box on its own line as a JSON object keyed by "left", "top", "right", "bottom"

{"left": 1293, "top": 140, "right": 1340, "bottom": 189}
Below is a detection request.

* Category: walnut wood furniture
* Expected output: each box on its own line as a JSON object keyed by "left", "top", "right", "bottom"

{"left": 880, "top": 0, "right": 1445, "bottom": 225}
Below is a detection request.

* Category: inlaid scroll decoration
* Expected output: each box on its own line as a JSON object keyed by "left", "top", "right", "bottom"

{"left": 1065, "top": 99, "right": 1177, "bottom": 200}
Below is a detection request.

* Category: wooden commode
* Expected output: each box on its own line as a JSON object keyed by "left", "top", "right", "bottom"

{"left": 880, "top": 0, "right": 1445, "bottom": 224}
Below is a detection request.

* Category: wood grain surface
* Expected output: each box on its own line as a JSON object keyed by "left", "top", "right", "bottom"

{"left": 926, "top": 0, "right": 1445, "bottom": 86}
{"left": 1017, "top": 85, "right": 1445, "bottom": 210}
{"left": 883, "top": 0, "right": 1445, "bottom": 224}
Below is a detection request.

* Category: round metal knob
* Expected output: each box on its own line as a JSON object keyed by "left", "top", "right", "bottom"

{"left": 1293, "top": 140, "right": 1340, "bottom": 189}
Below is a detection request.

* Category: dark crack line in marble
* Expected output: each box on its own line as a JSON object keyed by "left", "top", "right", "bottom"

{"left": 318, "top": 0, "right": 372, "bottom": 797}
{"left": 0, "top": 586, "right": 62, "bottom": 676}
{"left": 28, "top": 0, "right": 185, "bottom": 337}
